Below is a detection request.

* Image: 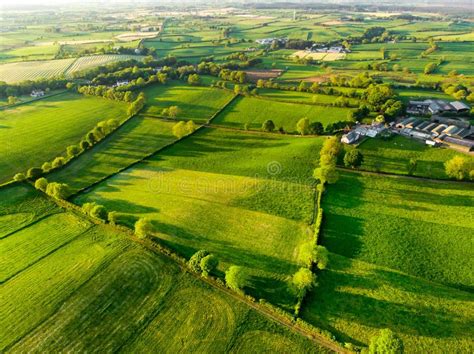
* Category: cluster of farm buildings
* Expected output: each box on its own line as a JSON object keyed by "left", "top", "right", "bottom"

{"left": 342, "top": 99, "right": 474, "bottom": 152}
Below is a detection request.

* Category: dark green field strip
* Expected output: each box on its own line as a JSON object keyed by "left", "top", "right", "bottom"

{"left": 302, "top": 252, "right": 474, "bottom": 352}
{"left": 0, "top": 213, "right": 93, "bottom": 283}
{"left": 321, "top": 170, "right": 474, "bottom": 289}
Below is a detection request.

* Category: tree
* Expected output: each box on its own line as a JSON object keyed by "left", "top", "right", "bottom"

{"left": 375, "top": 115, "right": 385, "bottom": 123}
{"left": 135, "top": 217, "right": 153, "bottom": 238}
{"left": 67, "top": 145, "right": 81, "bottom": 158}
{"left": 262, "top": 119, "right": 275, "bottom": 132}
{"left": 309, "top": 122, "right": 324, "bottom": 135}
{"left": 296, "top": 117, "right": 310, "bottom": 135}
{"left": 34, "top": 177, "right": 48, "bottom": 192}
{"left": 41, "top": 162, "right": 52, "bottom": 172}
{"left": 185, "top": 120, "right": 197, "bottom": 135}
{"left": 188, "top": 73, "right": 201, "bottom": 85}
{"left": 424, "top": 62, "right": 437, "bottom": 75}
{"left": 45, "top": 182, "right": 70, "bottom": 199}
{"left": 291, "top": 268, "right": 315, "bottom": 298}
{"left": 314, "top": 245, "right": 329, "bottom": 270}
{"left": 344, "top": 150, "right": 363, "bottom": 168}
{"left": 27, "top": 167, "right": 42, "bottom": 179}
{"left": 7, "top": 96, "right": 17, "bottom": 105}
{"left": 162, "top": 105, "right": 180, "bottom": 118}
{"left": 313, "top": 164, "right": 339, "bottom": 184}
{"left": 188, "top": 250, "right": 210, "bottom": 273}
{"left": 13, "top": 173, "right": 26, "bottom": 181}
{"left": 368, "top": 329, "right": 404, "bottom": 354}
{"left": 444, "top": 156, "right": 472, "bottom": 180}
{"left": 225, "top": 266, "right": 249, "bottom": 292}
{"left": 200, "top": 254, "right": 218, "bottom": 277}
{"left": 90, "top": 204, "right": 107, "bottom": 220}
{"left": 52, "top": 156, "right": 66, "bottom": 168}
{"left": 172, "top": 121, "right": 188, "bottom": 139}
{"left": 320, "top": 136, "right": 342, "bottom": 160}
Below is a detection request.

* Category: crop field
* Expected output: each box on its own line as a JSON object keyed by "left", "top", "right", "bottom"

{"left": 0, "top": 58, "right": 75, "bottom": 83}
{"left": 73, "top": 128, "right": 325, "bottom": 307}
{"left": 0, "top": 92, "right": 128, "bottom": 183}
{"left": 348, "top": 135, "right": 474, "bottom": 179}
{"left": 320, "top": 170, "right": 474, "bottom": 288}
{"left": 64, "top": 54, "right": 145, "bottom": 76}
{"left": 0, "top": 44, "right": 59, "bottom": 63}
{"left": 48, "top": 116, "right": 177, "bottom": 194}
{"left": 143, "top": 82, "right": 235, "bottom": 121}
{"left": 213, "top": 95, "right": 352, "bottom": 131}
{"left": 302, "top": 252, "right": 474, "bottom": 352}
{"left": 0, "top": 184, "right": 326, "bottom": 353}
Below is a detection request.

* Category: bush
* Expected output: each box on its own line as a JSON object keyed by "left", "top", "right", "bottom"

{"left": 90, "top": 204, "right": 107, "bottom": 220}
{"left": 52, "top": 156, "right": 66, "bottom": 168}
{"left": 108, "top": 211, "right": 119, "bottom": 225}
{"left": 225, "top": 266, "right": 249, "bottom": 292}
{"left": 200, "top": 254, "right": 218, "bottom": 277}
{"left": 369, "top": 328, "right": 404, "bottom": 354}
{"left": 79, "top": 140, "right": 90, "bottom": 150}
{"left": 296, "top": 117, "right": 310, "bottom": 135}
{"left": 41, "top": 162, "right": 52, "bottom": 172}
{"left": 66, "top": 145, "right": 81, "bottom": 158}
{"left": 135, "top": 217, "right": 153, "bottom": 238}
{"left": 27, "top": 167, "right": 42, "bottom": 179}
{"left": 188, "top": 250, "right": 210, "bottom": 273}
{"left": 344, "top": 149, "right": 363, "bottom": 168}
{"left": 13, "top": 173, "right": 26, "bottom": 182}
{"left": 262, "top": 119, "right": 275, "bottom": 132}
{"left": 309, "top": 122, "right": 324, "bottom": 135}
{"left": 34, "top": 177, "right": 48, "bottom": 192}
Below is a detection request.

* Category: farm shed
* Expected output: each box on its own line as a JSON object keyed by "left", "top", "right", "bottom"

{"left": 442, "top": 136, "right": 474, "bottom": 152}
{"left": 416, "top": 121, "right": 432, "bottom": 131}
{"left": 450, "top": 101, "right": 470, "bottom": 114}
{"left": 407, "top": 101, "right": 430, "bottom": 115}
{"left": 431, "top": 124, "right": 449, "bottom": 137}
{"left": 396, "top": 117, "right": 417, "bottom": 129}
{"left": 341, "top": 131, "right": 360, "bottom": 144}
{"left": 443, "top": 125, "right": 463, "bottom": 137}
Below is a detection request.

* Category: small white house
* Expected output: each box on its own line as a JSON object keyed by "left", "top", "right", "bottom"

{"left": 31, "top": 89, "right": 45, "bottom": 98}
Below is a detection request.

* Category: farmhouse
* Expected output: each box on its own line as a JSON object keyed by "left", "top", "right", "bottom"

{"left": 341, "top": 131, "right": 360, "bottom": 144}
{"left": 341, "top": 122, "right": 386, "bottom": 144}
{"left": 30, "top": 89, "right": 45, "bottom": 98}
{"left": 256, "top": 38, "right": 287, "bottom": 46}
{"left": 114, "top": 80, "right": 130, "bottom": 87}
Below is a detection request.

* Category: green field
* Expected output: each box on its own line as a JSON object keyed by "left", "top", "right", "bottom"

{"left": 0, "top": 92, "right": 128, "bottom": 183}
{"left": 0, "top": 184, "right": 327, "bottom": 353}
{"left": 48, "top": 116, "right": 177, "bottom": 193}
{"left": 73, "top": 128, "right": 324, "bottom": 307}
{"left": 256, "top": 88, "right": 360, "bottom": 106}
{"left": 213, "top": 95, "right": 352, "bottom": 132}
{"left": 321, "top": 170, "right": 474, "bottom": 289}
{"left": 143, "top": 82, "right": 235, "bottom": 121}
{"left": 349, "top": 135, "right": 474, "bottom": 179}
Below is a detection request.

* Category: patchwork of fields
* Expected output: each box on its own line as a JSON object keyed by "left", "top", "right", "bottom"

{"left": 0, "top": 184, "right": 327, "bottom": 353}
{"left": 0, "top": 92, "right": 128, "bottom": 183}
{"left": 73, "top": 128, "right": 324, "bottom": 308}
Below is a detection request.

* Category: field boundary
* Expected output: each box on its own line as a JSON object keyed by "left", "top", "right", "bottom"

{"left": 0, "top": 90, "right": 68, "bottom": 111}
{"left": 0, "top": 211, "right": 63, "bottom": 240}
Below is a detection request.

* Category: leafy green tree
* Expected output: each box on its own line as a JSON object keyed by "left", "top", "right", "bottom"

{"left": 188, "top": 73, "right": 201, "bottom": 85}
{"left": 445, "top": 156, "right": 472, "bottom": 180}
{"left": 108, "top": 211, "right": 119, "bottom": 225}
{"left": 309, "top": 122, "right": 324, "bottom": 135}
{"left": 135, "top": 217, "right": 153, "bottom": 238}
{"left": 185, "top": 120, "right": 197, "bottom": 135}
{"left": 291, "top": 268, "right": 315, "bottom": 298}
{"left": 45, "top": 182, "right": 70, "bottom": 199}
{"left": 41, "top": 162, "right": 52, "bottom": 172}
{"left": 27, "top": 167, "right": 42, "bottom": 179}
{"left": 262, "top": 119, "right": 275, "bottom": 132}
{"left": 34, "top": 177, "right": 48, "bottom": 192}
{"left": 7, "top": 96, "right": 17, "bottom": 105}
{"left": 369, "top": 329, "right": 404, "bottom": 354}
{"left": 314, "top": 245, "right": 329, "bottom": 270}
{"left": 188, "top": 250, "right": 210, "bottom": 273}
{"left": 162, "top": 105, "right": 180, "bottom": 118}
{"left": 296, "top": 117, "right": 310, "bottom": 135}
{"left": 424, "top": 62, "right": 437, "bottom": 75}
{"left": 52, "top": 157, "right": 66, "bottom": 168}
{"left": 13, "top": 173, "right": 26, "bottom": 181}
{"left": 313, "top": 164, "right": 339, "bottom": 184}
{"left": 200, "top": 254, "right": 218, "bottom": 277}
{"left": 344, "top": 150, "right": 363, "bottom": 168}
{"left": 172, "top": 121, "right": 188, "bottom": 139}
{"left": 90, "top": 204, "right": 107, "bottom": 220}
{"left": 225, "top": 266, "right": 249, "bottom": 292}
{"left": 67, "top": 145, "right": 81, "bottom": 158}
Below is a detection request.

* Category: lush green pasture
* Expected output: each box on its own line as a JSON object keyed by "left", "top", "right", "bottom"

{"left": 0, "top": 44, "right": 59, "bottom": 63}
{"left": 0, "top": 93, "right": 128, "bottom": 183}
{"left": 394, "top": 88, "right": 453, "bottom": 104}
{"left": 213, "top": 95, "right": 352, "bottom": 131}
{"left": 143, "top": 82, "right": 235, "bottom": 121}
{"left": 0, "top": 184, "right": 61, "bottom": 238}
{"left": 74, "top": 128, "right": 324, "bottom": 307}
{"left": 302, "top": 252, "right": 474, "bottom": 352}
{"left": 48, "top": 116, "right": 176, "bottom": 193}
{"left": 350, "top": 135, "right": 474, "bottom": 179}
{"left": 0, "top": 185, "right": 325, "bottom": 353}
{"left": 321, "top": 170, "right": 474, "bottom": 289}
{"left": 257, "top": 88, "right": 359, "bottom": 106}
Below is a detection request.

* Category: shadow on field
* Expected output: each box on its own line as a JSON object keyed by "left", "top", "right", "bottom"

{"left": 103, "top": 198, "right": 159, "bottom": 214}
{"left": 302, "top": 253, "right": 474, "bottom": 345}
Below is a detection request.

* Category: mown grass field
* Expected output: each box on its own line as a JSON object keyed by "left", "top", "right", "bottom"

{"left": 0, "top": 184, "right": 327, "bottom": 353}
{"left": 0, "top": 92, "right": 128, "bottom": 183}
{"left": 256, "top": 88, "right": 360, "bottom": 106}
{"left": 74, "top": 128, "right": 325, "bottom": 308}
{"left": 213, "top": 95, "right": 352, "bottom": 132}
{"left": 48, "top": 116, "right": 177, "bottom": 193}
{"left": 302, "top": 252, "right": 474, "bottom": 352}
{"left": 143, "top": 82, "right": 235, "bottom": 121}
{"left": 321, "top": 170, "right": 474, "bottom": 289}
{"left": 349, "top": 135, "right": 474, "bottom": 179}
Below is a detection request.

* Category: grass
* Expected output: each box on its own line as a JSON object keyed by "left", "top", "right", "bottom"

{"left": 349, "top": 135, "right": 474, "bottom": 179}
{"left": 256, "top": 88, "right": 359, "bottom": 106}
{"left": 0, "top": 92, "right": 128, "bottom": 183}
{"left": 0, "top": 185, "right": 327, "bottom": 353}
{"left": 73, "top": 128, "right": 324, "bottom": 308}
{"left": 213, "top": 95, "right": 352, "bottom": 132}
{"left": 321, "top": 170, "right": 474, "bottom": 289}
{"left": 47, "top": 116, "right": 177, "bottom": 193}
{"left": 302, "top": 252, "right": 474, "bottom": 352}
{"left": 143, "top": 82, "right": 235, "bottom": 121}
